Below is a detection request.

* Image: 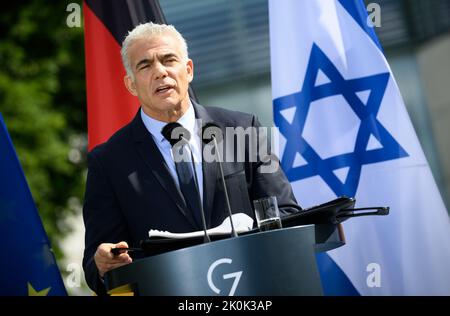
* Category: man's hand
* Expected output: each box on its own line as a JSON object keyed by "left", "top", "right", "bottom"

{"left": 94, "top": 241, "right": 133, "bottom": 277}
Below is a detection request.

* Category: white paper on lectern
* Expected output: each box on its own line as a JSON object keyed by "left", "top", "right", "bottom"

{"left": 148, "top": 213, "right": 254, "bottom": 239}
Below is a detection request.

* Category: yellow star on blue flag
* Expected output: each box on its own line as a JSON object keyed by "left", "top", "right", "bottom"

{"left": 28, "top": 283, "right": 51, "bottom": 296}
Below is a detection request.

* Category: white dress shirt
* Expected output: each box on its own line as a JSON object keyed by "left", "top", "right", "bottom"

{"left": 140, "top": 103, "right": 203, "bottom": 202}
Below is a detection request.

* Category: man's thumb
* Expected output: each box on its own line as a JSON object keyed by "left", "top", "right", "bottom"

{"left": 115, "top": 241, "right": 129, "bottom": 248}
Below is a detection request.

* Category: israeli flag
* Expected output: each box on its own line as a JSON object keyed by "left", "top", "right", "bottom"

{"left": 269, "top": 0, "right": 450, "bottom": 295}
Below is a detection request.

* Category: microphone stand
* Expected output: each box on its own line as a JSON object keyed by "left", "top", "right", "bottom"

{"left": 211, "top": 135, "right": 238, "bottom": 238}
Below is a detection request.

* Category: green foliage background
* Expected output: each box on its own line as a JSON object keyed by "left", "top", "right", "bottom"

{"left": 0, "top": 1, "right": 86, "bottom": 260}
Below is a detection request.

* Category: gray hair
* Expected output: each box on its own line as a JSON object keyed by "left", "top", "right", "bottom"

{"left": 121, "top": 22, "right": 189, "bottom": 80}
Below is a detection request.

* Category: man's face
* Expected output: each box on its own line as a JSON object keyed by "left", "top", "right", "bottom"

{"left": 124, "top": 34, "right": 193, "bottom": 121}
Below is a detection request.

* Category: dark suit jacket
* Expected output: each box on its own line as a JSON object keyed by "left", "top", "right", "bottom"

{"left": 82, "top": 102, "right": 298, "bottom": 294}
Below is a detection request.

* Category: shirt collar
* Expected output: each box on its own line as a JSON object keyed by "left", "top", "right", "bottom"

{"left": 140, "top": 101, "right": 196, "bottom": 144}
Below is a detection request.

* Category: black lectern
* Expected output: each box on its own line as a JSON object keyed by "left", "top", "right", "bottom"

{"left": 105, "top": 225, "right": 343, "bottom": 296}
{"left": 105, "top": 197, "right": 387, "bottom": 295}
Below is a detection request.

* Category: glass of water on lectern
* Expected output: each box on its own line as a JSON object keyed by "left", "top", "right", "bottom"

{"left": 253, "top": 196, "right": 282, "bottom": 232}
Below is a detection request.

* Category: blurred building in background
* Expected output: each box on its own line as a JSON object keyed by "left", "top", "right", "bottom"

{"left": 160, "top": 0, "right": 450, "bottom": 210}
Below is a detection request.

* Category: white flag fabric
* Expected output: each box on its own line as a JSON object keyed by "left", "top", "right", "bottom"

{"left": 269, "top": 0, "right": 450, "bottom": 295}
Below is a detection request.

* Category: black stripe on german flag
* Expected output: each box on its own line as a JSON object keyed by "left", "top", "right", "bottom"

{"left": 85, "top": 0, "right": 166, "bottom": 45}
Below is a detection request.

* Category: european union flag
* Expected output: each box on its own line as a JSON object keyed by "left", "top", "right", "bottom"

{"left": 0, "top": 114, "right": 67, "bottom": 296}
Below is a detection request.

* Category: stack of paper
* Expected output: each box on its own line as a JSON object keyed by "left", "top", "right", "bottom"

{"left": 148, "top": 213, "right": 254, "bottom": 239}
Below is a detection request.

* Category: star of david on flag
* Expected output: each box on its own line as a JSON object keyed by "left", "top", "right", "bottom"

{"left": 270, "top": 0, "right": 450, "bottom": 295}
{"left": 274, "top": 43, "right": 408, "bottom": 197}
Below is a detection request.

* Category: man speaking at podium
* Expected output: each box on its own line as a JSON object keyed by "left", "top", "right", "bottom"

{"left": 82, "top": 22, "right": 298, "bottom": 295}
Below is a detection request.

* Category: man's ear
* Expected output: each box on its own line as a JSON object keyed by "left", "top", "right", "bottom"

{"left": 186, "top": 59, "right": 194, "bottom": 83}
{"left": 124, "top": 75, "right": 138, "bottom": 96}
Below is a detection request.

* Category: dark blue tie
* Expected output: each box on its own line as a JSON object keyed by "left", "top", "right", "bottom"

{"left": 162, "top": 123, "right": 203, "bottom": 227}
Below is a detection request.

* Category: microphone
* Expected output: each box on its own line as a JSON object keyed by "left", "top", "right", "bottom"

{"left": 161, "top": 122, "right": 211, "bottom": 243}
{"left": 202, "top": 123, "right": 238, "bottom": 238}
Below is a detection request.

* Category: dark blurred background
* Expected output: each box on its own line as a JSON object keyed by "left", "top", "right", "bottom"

{"left": 1, "top": 0, "right": 449, "bottom": 294}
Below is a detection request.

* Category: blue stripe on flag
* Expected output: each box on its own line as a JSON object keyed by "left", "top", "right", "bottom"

{"left": 316, "top": 252, "right": 359, "bottom": 296}
{"left": 338, "top": 0, "right": 382, "bottom": 51}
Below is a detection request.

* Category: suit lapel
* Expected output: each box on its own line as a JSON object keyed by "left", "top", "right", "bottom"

{"left": 131, "top": 111, "right": 198, "bottom": 229}
{"left": 194, "top": 103, "right": 219, "bottom": 228}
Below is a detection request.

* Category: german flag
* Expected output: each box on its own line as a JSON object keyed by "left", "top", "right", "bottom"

{"left": 83, "top": 0, "right": 166, "bottom": 151}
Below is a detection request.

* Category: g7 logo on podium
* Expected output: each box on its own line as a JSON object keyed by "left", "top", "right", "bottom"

{"left": 207, "top": 258, "right": 242, "bottom": 296}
